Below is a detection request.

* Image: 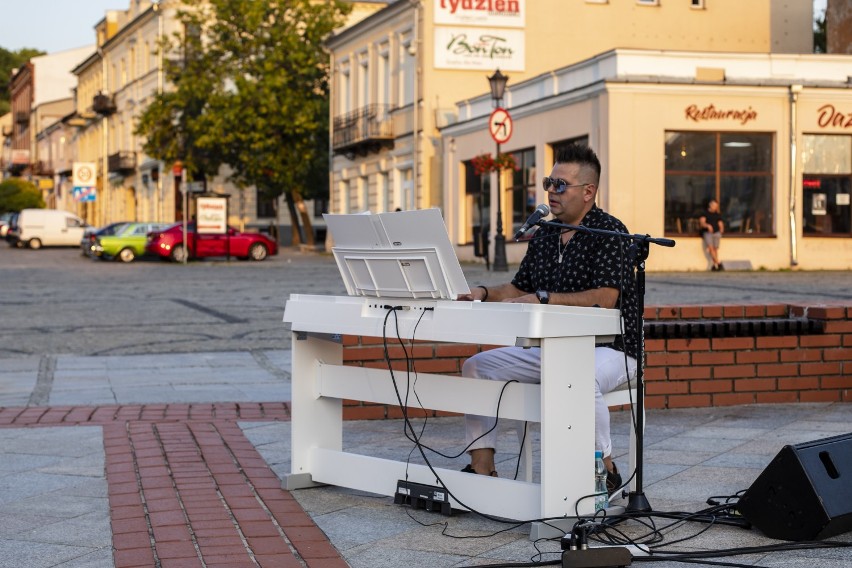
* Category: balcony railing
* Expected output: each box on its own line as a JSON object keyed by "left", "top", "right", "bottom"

{"left": 108, "top": 151, "right": 136, "bottom": 174}
{"left": 332, "top": 104, "right": 394, "bottom": 157}
{"left": 93, "top": 93, "right": 117, "bottom": 115}
{"left": 31, "top": 160, "right": 54, "bottom": 176}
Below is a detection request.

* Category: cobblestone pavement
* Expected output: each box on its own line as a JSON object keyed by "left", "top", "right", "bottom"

{"left": 0, "top": 244, "right": 850, "bottom": 567}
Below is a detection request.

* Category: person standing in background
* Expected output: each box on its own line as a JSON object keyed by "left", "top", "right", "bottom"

{"left": 699, "top": 199, "right": 725, "bottom": 271}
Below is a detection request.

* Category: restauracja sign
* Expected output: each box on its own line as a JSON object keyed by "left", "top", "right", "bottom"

{"left": 434, "top": 27, "right": 525, "bottom": 70}
{"left": 684, "top": 104, "right": 757, "bottom": 125}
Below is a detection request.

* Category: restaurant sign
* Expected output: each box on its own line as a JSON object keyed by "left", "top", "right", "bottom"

{"left": 817, "top": 104, "right": 852, "bottom": 128}
{"left": 434, "top": 26, "right": 524, "bottom": 71}
{"left": 434, "top": 0, "right": 524, "bottom": 28}
{"left": 684, "top": 104, "right": 757, "bottom": 125}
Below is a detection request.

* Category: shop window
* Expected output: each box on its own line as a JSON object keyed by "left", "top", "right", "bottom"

{"left": 550, "top": 136, "right": 590, "bottom": 169}
{"left": 508, "top": 148, "right": 537, "bottom": 237}
{"left": 465, "top": 159, "right": 490, "bottom": 247}
{"left": 802, "top": 134, "right": 852, "bottom": 236}
{"left": 664, "top": 131, "right": 773, "bottom": 236}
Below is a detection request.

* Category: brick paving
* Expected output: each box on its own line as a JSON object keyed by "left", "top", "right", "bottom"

{"left": 0, "top": 403, "right": 350, "bottom": 568}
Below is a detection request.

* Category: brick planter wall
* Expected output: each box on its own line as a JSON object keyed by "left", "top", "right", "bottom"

{"left": 339, "top": 303, "right": 852, "bottom": 420}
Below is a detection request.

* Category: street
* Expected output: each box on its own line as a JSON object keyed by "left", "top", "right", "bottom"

{"left": 1, "top": 243, "right": 852, "bottom": 358}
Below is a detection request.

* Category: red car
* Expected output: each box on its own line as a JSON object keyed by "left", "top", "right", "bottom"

{"left": 146, "top": 222, "right": 278, "bottom": 262}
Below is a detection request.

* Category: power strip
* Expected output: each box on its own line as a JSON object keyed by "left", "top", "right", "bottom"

{"left": 561, "top": 546, "right": 632, "bottom": 567}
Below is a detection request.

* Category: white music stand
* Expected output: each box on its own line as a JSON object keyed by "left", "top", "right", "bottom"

{"left": 324, "top": 209, "right": 470, "bottom": 300}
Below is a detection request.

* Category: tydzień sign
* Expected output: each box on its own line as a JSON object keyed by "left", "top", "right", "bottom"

{"left": 434, "top": 0, "right": 525, "bottom": 28}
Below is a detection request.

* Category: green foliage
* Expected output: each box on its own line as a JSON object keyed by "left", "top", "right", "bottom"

{"left": 135, "top": 0, "right": 351, "bottom": 206}
{"left": 0, "top": 46, "right": 45, "bottom": 115}
{"left": 0, "top": 178, "right": 45, "bottom": 213}
{"left": 813, "top": 11, "right": 826, "bottom": 53}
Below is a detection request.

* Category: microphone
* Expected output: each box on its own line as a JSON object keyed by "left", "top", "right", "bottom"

{"left": 514, "top": 204, "right": 550, "bottom": 240}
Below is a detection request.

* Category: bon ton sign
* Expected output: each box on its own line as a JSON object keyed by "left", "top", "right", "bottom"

{"left": 434, "top": 0, "right": 525, "bottom": 71}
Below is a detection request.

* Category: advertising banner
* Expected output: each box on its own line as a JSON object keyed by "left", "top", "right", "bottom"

{"left": 434, "top": 26, "right": 524, "bottom": 71}
{"left": 434, "top": 0, "right": 525, "bottom": 28}
{"left": 196, "top": 196, "right": 228, "bottom": 234}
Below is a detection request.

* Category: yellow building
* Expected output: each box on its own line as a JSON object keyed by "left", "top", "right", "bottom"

{"left": 64, "top": 0, "right": 386, "bottom": 236}
{"left": 326, "top": 0, "right": 812, "bottom": 226}
{"left": 442, "top": 49, "right": 852, "bottom": 271}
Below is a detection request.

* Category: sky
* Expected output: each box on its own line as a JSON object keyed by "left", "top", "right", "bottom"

{"left": 2, "top": 0, "right": 129, "bottom": 54}
{"left": 1, "top": 0, "right": 830, "bottom": 55}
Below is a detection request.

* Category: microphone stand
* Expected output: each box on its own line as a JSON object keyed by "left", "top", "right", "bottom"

{"left": 538, "top": 219, "right": 676, "bottom": 514}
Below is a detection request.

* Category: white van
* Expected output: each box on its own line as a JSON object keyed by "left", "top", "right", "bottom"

{"left": 7, "top": 209, "right": 90, "bottom": 249}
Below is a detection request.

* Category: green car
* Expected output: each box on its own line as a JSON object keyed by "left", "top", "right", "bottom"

{"left": 93, "top": 222, "right": 169, "bottom": 262}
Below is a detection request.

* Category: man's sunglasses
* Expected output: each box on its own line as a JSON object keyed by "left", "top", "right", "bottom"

{"left": 542, "top": 177, "right": 591, "bottom": 194}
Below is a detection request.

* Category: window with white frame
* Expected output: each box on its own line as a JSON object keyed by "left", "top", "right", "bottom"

{"left": 357, "top": 51, "right": 369, "bottom": 109}
{"left": 378, "top": 172, "right": 389, "bottom": 212}
{"left": 399, "top": 33, "right": 415, "bottom": 107}
{"left": 636, "top": 0, "right": 659, "bottom": 5}
{"left": 338, "top": 61, "right": 351, "bottom": 116}
{"left": 691, "top": 0, "right": 705, "bottom": 8}
{"left": 378, "top": 43, "right": 390, "bottom": 108}
{"left": 802, "top": 134, "right": 852, "bottom": 236}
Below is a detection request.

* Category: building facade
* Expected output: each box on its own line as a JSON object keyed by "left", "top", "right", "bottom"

{"left": 442, "top": 49, "right": 852, "bottom": 271}
{"left": 325, "top": 0, "right": 812, "bottom": 229}
{"left": 58, "top": 0, "right": 386, "bottom": 237}
{"left": 5, "top": 46, "right": 92, "bottom": 190}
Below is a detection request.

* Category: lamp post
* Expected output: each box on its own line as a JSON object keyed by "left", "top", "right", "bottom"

{"left": 488, "top": 69, "right": 509, "bottom": 272}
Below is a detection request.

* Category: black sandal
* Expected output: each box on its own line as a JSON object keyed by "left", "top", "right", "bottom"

{"left": 461, "top": 464, "right": 498, "bottom": 477}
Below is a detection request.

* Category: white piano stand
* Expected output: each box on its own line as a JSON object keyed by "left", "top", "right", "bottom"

{"left": 283, "top": 294, "right": 638, "bottom": 539}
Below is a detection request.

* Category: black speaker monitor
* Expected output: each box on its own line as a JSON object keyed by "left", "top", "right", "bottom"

{"left": 737, "top": 432, "right": 852, "bottom": 541}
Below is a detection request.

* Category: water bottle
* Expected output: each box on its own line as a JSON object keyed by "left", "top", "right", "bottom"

{"left": 594, "top": 450, "right": 608, "bottom": 512}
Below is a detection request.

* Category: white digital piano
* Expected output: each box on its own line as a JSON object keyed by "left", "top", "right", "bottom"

{"left": 282, "top": 209, "right": 627, "bottom": 537}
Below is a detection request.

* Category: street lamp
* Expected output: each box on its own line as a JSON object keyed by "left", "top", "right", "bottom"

{"left": 488, "top": 69, "right": 509, "bottom": 272}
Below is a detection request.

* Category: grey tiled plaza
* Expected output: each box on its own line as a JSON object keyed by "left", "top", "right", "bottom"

{"left": 1, "top": 247, "right": 851, "bottom": 567}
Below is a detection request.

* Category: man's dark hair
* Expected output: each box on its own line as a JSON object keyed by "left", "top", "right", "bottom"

{"left": 555, "top": 144, "right": 601, "bottom": 180}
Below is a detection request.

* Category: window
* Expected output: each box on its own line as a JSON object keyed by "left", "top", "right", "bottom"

{"left": 664, "top": 131, "right": 774, "bottom": 236}
{"left": 338, "top": 61, "right": 351, "bottom": 116}
{"left": 378, "top": 44, "right": 390, "bottom": 108}
{"left": 465, "top": 159, "right": 491, "bottom": 246}
{"left": 550, "top": 136, "right": 590, "bottom": 169}
{"left": 358, "top": 52, "right": 369, "bottom": 109}
{"left": 257, "top": 194, "right": 276, "bottom": 218}
{"left": 636, "top": 0, "right": 659, "bottom": 5}
{"left": 313, "top": 197, "right": 329, "bottom": 218}
{"left": 802, "top": 134, "right": 852, "bottom": 236}
{"left": 507, "top": 148, "right": 536, "bottom": 237}
{"left": 691, "top": 0, "right": 705, "bottom": 7}
{"left": 399, "top": 34, "right": 415, "bottom": 107}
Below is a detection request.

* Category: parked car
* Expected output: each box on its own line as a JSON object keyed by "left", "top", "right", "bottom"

{"left": 93, "top": 222, "right": 169, "bottom": 262}
{"left": 80, "top": 222, "right": 129, "bottom": 257}
{"left": 146, "top": 222, "right": 278, "bottom": 262}
{"left": 6, "top": 208, "right": 90, "bottom": 249}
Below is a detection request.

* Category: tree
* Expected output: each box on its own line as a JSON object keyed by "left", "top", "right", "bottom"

{"left": 813, "top": 10, "right": 826, "bottom": 53}
{"left": 0, "top": 178, "right": 45, "bottom": 213}
{"left": 0, "top": 46, "right": 45, "bottom": 115}
{"left": 135, "top": 0, "right": 351, "bottom": 246}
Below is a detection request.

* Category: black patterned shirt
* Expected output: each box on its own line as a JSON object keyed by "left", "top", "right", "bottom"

{"left": 511, "top": 205, "right": 639, "bottom": 359}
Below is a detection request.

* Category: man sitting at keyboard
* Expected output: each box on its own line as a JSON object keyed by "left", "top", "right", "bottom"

{"left": 457, "top": 144, "right": 638, "bottom": 495}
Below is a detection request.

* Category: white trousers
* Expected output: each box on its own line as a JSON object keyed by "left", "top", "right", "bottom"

{"left": 463, "top": 346, "right": 637, "bottom": 458}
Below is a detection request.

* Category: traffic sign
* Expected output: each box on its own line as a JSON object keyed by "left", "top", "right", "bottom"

{"left": 489, "top": 107, "right": 513, "bottom": 145}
